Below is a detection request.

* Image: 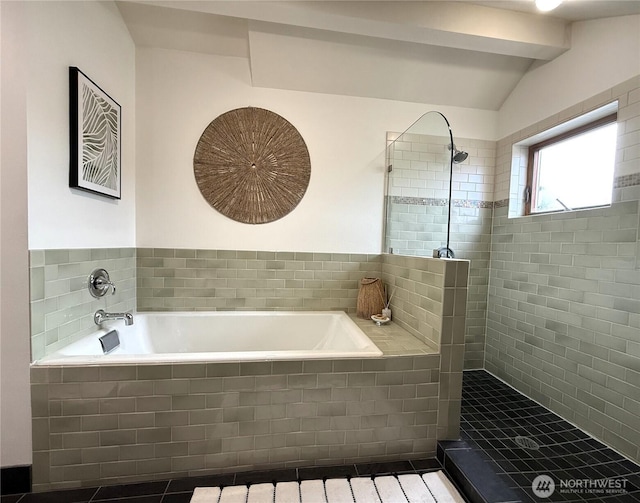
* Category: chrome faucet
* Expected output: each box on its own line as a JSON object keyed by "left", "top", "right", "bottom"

{"left": 94, "top": 309, "right": 134, "bottom": 326}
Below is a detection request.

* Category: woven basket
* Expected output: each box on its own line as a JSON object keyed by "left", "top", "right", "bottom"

{"left": 356, "top": 278, "right": 385, "bottom": 319}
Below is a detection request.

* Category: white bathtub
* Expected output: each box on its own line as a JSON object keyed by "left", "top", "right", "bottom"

{"left": 35, "top": 311, "right": 382, "bottom": 365}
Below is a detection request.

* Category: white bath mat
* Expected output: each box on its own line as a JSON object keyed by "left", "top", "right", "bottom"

{"left": 350, "top": 477, "right": 382, "bottom": 502}
{"left": 275, "top": 480, "right": 300, "bottom": 501}
{"left": 190, "top": 486, "right": 220, "bottom": 502}
{"left": 218, "top": 484, "right": 250, "bottom": 503}
{"left": 374, "top": 475, "right": 410, "bottom": 502}
{"left": 398, "top": 473, "right": 438, "bottom": 502}
{"left": 190, "top": 470, "right": 465, "bottom": 502}
{"left": 300, "top": 479, "right": 325, "bottom": 501}
{"left": 324, "top": 478, "right": 355, "bottom": 502}
{"left": 247, "top": 482, "right": 275, "bottom": 502}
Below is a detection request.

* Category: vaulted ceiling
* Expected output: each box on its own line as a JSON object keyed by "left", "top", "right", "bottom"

{"left": 116, "top": 1, "right": 640, "bottom": 110}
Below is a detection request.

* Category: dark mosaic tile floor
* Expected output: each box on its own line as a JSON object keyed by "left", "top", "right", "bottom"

{"left": 459, "top": 370, "right": 640, "bottom": 503}
{"left": 0, "top": 459, "right": 443, "bottom": 502}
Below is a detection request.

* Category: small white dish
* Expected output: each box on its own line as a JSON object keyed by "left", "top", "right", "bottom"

{"left": 371, "top": 314, "right": 390, "bottom": 326}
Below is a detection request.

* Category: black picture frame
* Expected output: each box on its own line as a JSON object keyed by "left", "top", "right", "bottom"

{"left": 69, "top": 67, "right": 122, "bottom": 199}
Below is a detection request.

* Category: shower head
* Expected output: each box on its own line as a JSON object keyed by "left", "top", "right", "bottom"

{"left": 448, "top": 143, "right": 468, "bottom": 163}
{"left": 453, "top": 149, "right": 468, "bottom": 163}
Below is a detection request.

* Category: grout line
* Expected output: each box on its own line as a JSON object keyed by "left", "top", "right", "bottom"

{"left": 159, "top": 479, "right": 171, "bottom": 502}
{"left": 87, "top": 486, "right": 101, "bottom": 503}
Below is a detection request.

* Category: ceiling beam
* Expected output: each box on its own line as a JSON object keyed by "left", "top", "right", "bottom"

{"left": 130, "top": 1, "right": 570, "bottom": 60}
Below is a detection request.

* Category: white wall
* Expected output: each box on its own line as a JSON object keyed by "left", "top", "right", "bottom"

{"left": 1, "top": 0, "right": 136, "bottom": 469}
{"left": 135, "top": 47, "right": 497, "bottom": 253}
{"left": 1, "top": 1, "right": 32, "bottom": 468}
{"left": 498, "top": 15, "right": 640, "bottom": 138}
{"left": 26, "top": 1, "right": 136, "bottom": 249}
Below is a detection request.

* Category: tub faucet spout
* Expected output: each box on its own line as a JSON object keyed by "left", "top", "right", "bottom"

{"left": 94, "top": 309, "right": 134, "bottom": 326}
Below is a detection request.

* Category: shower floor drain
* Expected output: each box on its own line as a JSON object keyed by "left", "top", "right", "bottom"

{"left": 514, "top": 436, "right": 540, "bottom": 450}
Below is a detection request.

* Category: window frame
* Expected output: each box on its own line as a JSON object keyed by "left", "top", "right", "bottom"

{"left": 525, "top": 112, "right": 618, "bottom": 215}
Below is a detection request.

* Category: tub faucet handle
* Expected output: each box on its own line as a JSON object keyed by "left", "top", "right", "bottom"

{"left": 96, "top": 277, "right": 116, "bottom": 295}
{"left": 88, "top": 268, "right": 116, "bottom": 298}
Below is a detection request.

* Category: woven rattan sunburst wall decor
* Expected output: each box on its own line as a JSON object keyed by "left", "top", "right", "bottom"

{"left": 193, "top": 107, "right": 311, "bottom": 224}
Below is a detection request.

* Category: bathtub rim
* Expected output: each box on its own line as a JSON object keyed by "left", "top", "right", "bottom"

{"left": 32, "top": 310, "right": 385, "bottom": 366}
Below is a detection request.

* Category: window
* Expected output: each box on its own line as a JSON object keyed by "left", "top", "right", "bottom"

{"left": 525, "top": 110, "right": 618, "bottom": 215}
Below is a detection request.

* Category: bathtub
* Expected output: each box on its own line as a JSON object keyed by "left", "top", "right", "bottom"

{"left": 35, "top": 311, "right": 382, "bottom": 365}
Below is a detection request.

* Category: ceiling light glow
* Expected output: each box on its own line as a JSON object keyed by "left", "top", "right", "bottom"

{"left": 535, "top": 0, "right": 563, "bottom": 12}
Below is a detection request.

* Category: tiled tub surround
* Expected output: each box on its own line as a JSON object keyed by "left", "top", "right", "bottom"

{"left": 137, "top": 250, "right": 383, "bottom": 313}
{"left": 135, "top": 250, "right": 468, "bottom": 358}
{"left": 29, "top": 249, "right": 136, "bottom": 362}
{"left": 29, "top": 250, "right": 383, "bottom": 362}
{"left": 31, "top": 348, "right": 442, "bottom": 491}
{"left": 486, "top": 75, "right": 640, "bottom": 465}
{"left": 386, "top": 132, "right": 497, "bottom": 370}
{"left": 30, "top": 251, "right": 469, "bottom": 490}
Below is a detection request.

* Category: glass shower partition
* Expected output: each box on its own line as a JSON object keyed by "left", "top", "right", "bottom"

{"left": 384, "top": 111, "right": 455, "bottom": 257}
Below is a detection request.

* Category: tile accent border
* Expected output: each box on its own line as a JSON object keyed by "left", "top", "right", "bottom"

{"left": 614, "top": 173, "right": 640, "bottom": 189}
{"left": 389, "top": 196, "right": 493, "bottom": 209}
{"left": 451, "top": 200, "right": 493, "bottom": 209}
{"left": 390, "top": 196, "right": 449, "bottom": 207}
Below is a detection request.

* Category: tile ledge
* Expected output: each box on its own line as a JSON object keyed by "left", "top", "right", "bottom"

{"left": 351, "top": 315, "right": 439, "bottom": 356}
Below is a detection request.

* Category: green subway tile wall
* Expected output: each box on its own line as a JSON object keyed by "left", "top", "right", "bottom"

{"left": 486, "top": 75, "right": 640, "bottom": 464}
{"left": 30, "top": 250, "right": 468, "bottom": 490}
{"left": 29, "top": 249, "right": 136, "bottom": 362}
{"left": 31, "top": 356, "right": 442, "bottom": 491}
{"left": 385, "top": 133, "right": 496, "bottom": 370}
{"left": 136, "top": 250, "right": 383, "bottom": 312}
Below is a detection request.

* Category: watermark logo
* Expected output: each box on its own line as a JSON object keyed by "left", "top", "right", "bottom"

{"left": 532, "top": 474, "right": 555, "bottom": 498}
{"left": 531, "top": 474, "right": 628, "bottom": 499}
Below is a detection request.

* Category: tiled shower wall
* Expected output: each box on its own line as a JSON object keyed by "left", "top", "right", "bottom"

{"left": 382, "top": 254, "right": 469, "bottom": 439}
{"left": 486, "top": 75, "right": 640, "bottom": 464}
{"left": 450, "top": 205, "right": 493, "bottom": 370}
{"left": 29, "top": 249, "right": 136, "bottom": 361}
{"left": 385, "top": 132, "right": 495, "bottom": 369}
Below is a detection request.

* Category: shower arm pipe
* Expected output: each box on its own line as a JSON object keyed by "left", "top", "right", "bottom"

{"left": 431, "top": 111, "right": 455, "bottom": 259}
{"left": 447, "top": 144, "right": 453, "bottom": 258}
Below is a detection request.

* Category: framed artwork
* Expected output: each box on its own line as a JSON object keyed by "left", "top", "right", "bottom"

{"left": 69, "top": 67, "right": 121, "bottom": 199}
